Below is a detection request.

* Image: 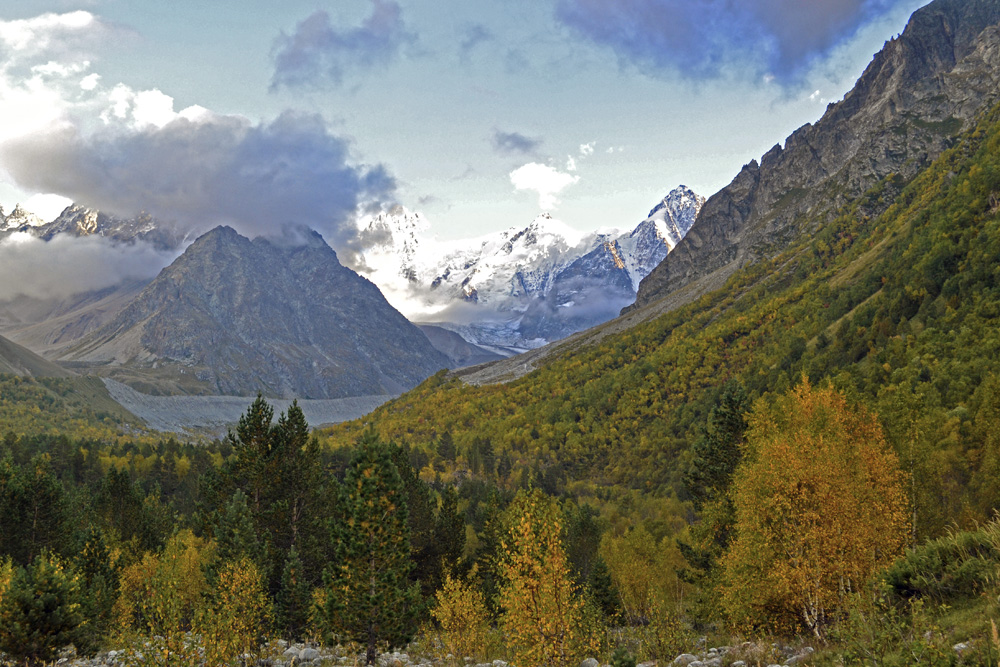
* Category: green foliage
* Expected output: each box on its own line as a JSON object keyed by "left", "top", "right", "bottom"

{"left": 275, "top": 546, "right": 311, "bottom": 641}
{"left": 884, "top": 518, "right": 1000, "bottom": 604}
{"left": 322, "top": 433, "right": 417, "bottom": 664}
{"left": 0, "top": 552, "right": 93, "bottom": 664}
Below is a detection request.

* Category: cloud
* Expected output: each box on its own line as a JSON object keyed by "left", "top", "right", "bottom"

{"left": 0, "top": 110, "right": 397, "bottom": 253}
{"left": 554, "top": 0, "right": 898, "bottom": 82}
{"left": 492, "top": 130, "right": 543, "bottom": 155}
{"left": 270, "top": 1, "right": 417, "bottom": 90}
{"left": 459, "top": 24, "right": 493, "bottom": 62}
{"left": 0, "top": 231, "right": 177, "bottom": 300}
{"left": 579, "top": 142, "right": 595, "bottom": 156}
{"left": 510, "top": 163, "right": 579, "bottom": 210}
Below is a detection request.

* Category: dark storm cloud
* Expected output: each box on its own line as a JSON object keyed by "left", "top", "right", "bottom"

{"left": 555, "top": 0, "right": 897, "bottom": 81}
{"left": 491, "top": 130, "right": 543, "bottom": 155}
{"left": 0, "top": 111, "right": 397, "bottom": 253}
{"left": 270, "top": 0, "right": 417, "bottom": 90}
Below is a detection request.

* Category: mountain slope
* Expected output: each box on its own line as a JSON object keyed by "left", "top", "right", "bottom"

{"left": 60, "top": 225, "right": 449, "bottom": 398}
{"left": 0, "top": 333, "right": 74, "bottom": 378}
{"left": 627, "top": 0, "right": 1000, "bottom": 313}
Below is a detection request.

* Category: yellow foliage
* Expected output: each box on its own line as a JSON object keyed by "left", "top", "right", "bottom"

{"left": 720, "top": 379, "right": 910, "bottom": 637}
{"left": 113, "top": 531, "right": 215, "bottom": 650}
{"left": 432, "top": 567, "right": 490, "bottom": 660}
{"left": 498, "top": 491, "right": 597, "bottom": 667}
{"left": 599, "top": 527, "right": 688, "bottom": 622}
{"left": 197, "top": 557, "right": 272, "bottom": 665}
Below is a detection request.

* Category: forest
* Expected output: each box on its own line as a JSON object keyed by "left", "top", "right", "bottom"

{"left": 3, "top": 79, "right": 1000, "bottom": 667}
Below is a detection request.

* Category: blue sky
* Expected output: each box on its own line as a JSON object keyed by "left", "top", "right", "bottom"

{"left": 0, "top": 0, "right": 929, "bottom": 244}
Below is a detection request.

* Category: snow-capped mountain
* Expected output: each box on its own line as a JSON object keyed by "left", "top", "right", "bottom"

{"left": 352, "top": 186, "right": 704, "bottom": 353}
{"left": 0, "top": 204, "right": 44, "bottom": 232}
{"left": 35, "top": 204, "right": 187, "bottom": 250}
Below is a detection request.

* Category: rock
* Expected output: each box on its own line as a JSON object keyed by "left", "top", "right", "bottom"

{"left": 732, "top": 662, "right": 746, "bottom": 667}
{"left": 953, "top": 642, "right": 971, "bottom": 654}
{"left": 284, "top": 647, "right": 300, "bottom": 659}
{"left": 673, "top": 655, "right": 699, "bottom": 666}
{"left": 705, "top": 659, "right": 723, "bottom": 667}
{"left": 582, "top": 658, "right": 601, "bottom": 667}
{"left": 300, "top": 648, "right": 321, "bottom": 661}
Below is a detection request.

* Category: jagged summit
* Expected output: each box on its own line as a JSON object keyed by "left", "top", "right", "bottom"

{"left": 627, "top": 0, "right": 1000, "bottom": 313}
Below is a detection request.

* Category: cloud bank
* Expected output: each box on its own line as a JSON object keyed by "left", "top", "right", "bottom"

{"left": 270, "top": 1, "right": 417, "bottom": 90}
{"left": 555, "top": 0, "right": 898, "bottom": 81}
{"left": 2, "top": 111, "right": 397, "bottom": 251}
{"left": 0, "top": 232, "right": 176, "bottom": 300}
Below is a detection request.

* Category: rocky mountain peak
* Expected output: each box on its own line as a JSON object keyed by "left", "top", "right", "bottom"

{"left": 60, "top": 224, "right": 448, "bottom": 398}
{"left": 1, "top": 203, "right": 44, "bottom": 231}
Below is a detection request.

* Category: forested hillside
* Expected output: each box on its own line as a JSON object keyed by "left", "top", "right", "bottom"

{"left": 323, "top": 99, "right": 1000, "bottom": 540}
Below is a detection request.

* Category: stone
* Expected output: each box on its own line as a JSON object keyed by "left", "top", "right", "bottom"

{"left": 300, "top": 648, "right": 321, "bottom": 661}
{"left": 673, "top": 656, "right": 698, "bottom": 667}
{"left": 582, "top": 658, "right": 601, "bottom": 667}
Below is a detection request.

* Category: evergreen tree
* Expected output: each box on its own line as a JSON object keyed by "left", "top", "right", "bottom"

{"left": 0, "top": 552, "right": 93, "bottom": 664}
{"left": 434, "top": 486, "right": 466, "bottom": 576}
{"left": 213, "top": 488, "right": 262, "bottom": 565}
{"left": 322, "top": 434, "right": 417, "bottom": 664}
{"left": 74, "top": 527, "right": 119, "bottom": 645}
{"left": 677, "top": 383, "right": 749, "bottom": 621}
{"left": 275, "top": 546, "right": 311, "bottom": 641}
{"left": 585, "top": 557, "right": 621, "bottom": 623}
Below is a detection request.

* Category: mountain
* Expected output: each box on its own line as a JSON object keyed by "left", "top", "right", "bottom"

{"left": 57, "top": 225, "right": 449, "bottom": 398}
{"left": 321, "top": 0, "right": 1000, "bottom": 526}
{"left": 0, "top": 204, "right": 44, "bottom": 232}
{"left": 354, "top": 186, "right": 704, "bottom": 352}
{"left": 34, "top": 204, "right": 187, "bottom": 250}
{"left": 627, "top": 0, "right": 1000, "bottom": 314}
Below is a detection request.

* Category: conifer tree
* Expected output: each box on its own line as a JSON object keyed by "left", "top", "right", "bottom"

{"left": 322, "top": 434, "right": 416, "bottom": 664}
{"left": 213, "top": 488, "right": 262, "bottom": 566}
{"left": 0, "top": 552, "right": 93, "bottom": 664}
{"left": 275, "top": 546, "right": 311, "bottom": 641}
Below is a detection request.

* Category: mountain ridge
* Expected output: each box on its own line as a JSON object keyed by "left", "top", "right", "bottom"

{"left": 626, "top": 0, "right": 1000, "bottom": 314}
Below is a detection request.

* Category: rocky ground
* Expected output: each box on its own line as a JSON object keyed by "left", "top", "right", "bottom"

{"left": 31, "top": 638, "right": 824, "bottom": 667}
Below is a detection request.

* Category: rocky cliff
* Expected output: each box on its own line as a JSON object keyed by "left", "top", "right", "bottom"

{"left": 627, "top": 0, "right": 1000, "bottom": 312}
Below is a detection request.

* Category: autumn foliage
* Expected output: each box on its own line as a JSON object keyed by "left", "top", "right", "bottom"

{"left": 720, "top": 380, "right": 910, "bottom": 636}
{"left": 498, "top": 490, "right": 595, "bottom": 667}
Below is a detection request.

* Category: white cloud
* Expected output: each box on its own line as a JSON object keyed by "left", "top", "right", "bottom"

{"left": 566, "top": 155, "right": 577, "bottom": 171}
{"left": 80, "top": 72, "right": 100, "bottom": 91}
{"left": 0, "top": 11, "right": 97, "bottom": 56}
{"left": 579, "top": 141, "right": 595, "bottom": 156}
{"left": 23, "top": 193, "right": 72, "bottom": 221}
{"left": 510, "top": 162, "right": 579, "bottom": 210}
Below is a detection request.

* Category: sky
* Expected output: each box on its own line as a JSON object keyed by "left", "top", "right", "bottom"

{"left": 0, "top": 0, "right": 931, "bottom": 250}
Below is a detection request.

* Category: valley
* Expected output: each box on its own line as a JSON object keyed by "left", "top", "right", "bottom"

{"left": 2, "top": 0, "right": 1000, "bottom": 665}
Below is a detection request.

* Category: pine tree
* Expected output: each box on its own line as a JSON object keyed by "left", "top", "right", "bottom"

{"left": 275, "top": 546, "right": 311, "bottom": 641}
{"left": 322, "top": 434, "right": 417, "bottom": 664}
{"left": 213, "top": 488, "right": 262, "bottom": 566}
{"left": 0, "top": 552, "right": 92, "bottom": 664}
